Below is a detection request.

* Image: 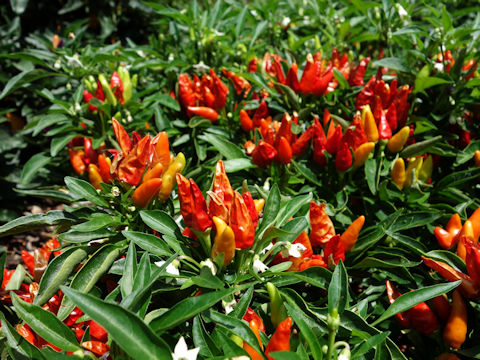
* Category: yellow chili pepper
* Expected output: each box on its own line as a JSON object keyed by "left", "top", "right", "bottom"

{"left": 362, "top": 105, "right": 379, "bottom": 142}
{"left": 391, "top": 158, "right": 406, "bottom": 189}
{"left": 353, "top": 142, "right": 375, "bottom": 167}
{"left": 143, "top": 163, "right": 164, "bottom": 183}
{"left": 88, "top": 164, "right": 103, "bottom": 190}
{"left": 418, "top": 155, "right": 433, "bottom": 183}
{"left": 404, "top": 156, "right": 423, "bottom": 188}
{"left": 211, "top": 216, "right": 235, "bottom": 266}
{"left": 158, "top": 152, "right": 186, "bottom": 201}
{"left": 387, "top": 126, "right": 410, "bottom": 153}
{"left": 475, "top": 150, "right": 480, "bottom": 167}
{"left": 443, "top": 290, "right": 467, "bottom": 349}
{"left": 253, "top": 198, "right": 265, "bottom": 213}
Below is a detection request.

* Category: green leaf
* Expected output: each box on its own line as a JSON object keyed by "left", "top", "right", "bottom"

{"left": 0, "top": 210, "right": 76, "bottom": 238}
{"left": 12, "top": 293, "right": 80, "bottom": 351}
{"left": 58, "top": 228, "right": 116, "bottom": 243}
{"left": 205, "top": 310, "right": 267, "bottom": 360}
{"left": 199, "top": 133, "right": 245, "bottom": 160}
{"left": 61, "top": 287, "right": 172, "bottom": 359}
{"left": 140, "top": 210, "right": 183, "bottom": 239}
{"left": 157, "top": 93, "right": 180, "bottom": 111}
{"left": 71, "top": 214, "right": 120, "bottom": 232}
{"left": 57, "top": 245, "right": 121, "bottom": 320}
{"left": 10, "top": 0, "right": 29, "bottom": 14}
{"left": 400, "top": 136, "right": 442, "bottom": 158}
{"left": 292, "top": 160, "right": 322, "bottom": 186}
{"left": 0, "top": 312, "right": 45, "bottom": 360}
{"left": 274, "top": 267, "right": 332, "bottom": 289}
{"left": 120, "top": 240, "right": 138, "bottom": 298}
{"left": 193, "top": 316, "right": 220, "bottom": 357}
{"left": 5, "top": 264, "right": 26, "bottom": 290}
{"left": 20, "top": 153, "right": 51, "bottom": 185}
{"left": 333, "top": 68, "right": 349, "bottom": 89}
{"left": 64, "top": 177, "right": 109, "bottom": 208}
{"left": 365, "top": 158, "right": 377, "bottom": 195}
{"left": 372, "top": 281, "right": 461, "bottom": 326}
{"left": 275, "top": 193, "right": 312, "bottom": 227}
{"left": 35, "top": 247, "right": 88, "bottom": 305}
{"left": 123, "top": 230, "right": 172, "bottom": 257}
{"left": 150, "top": 286, "right": 242, "bottom": 333}
{"left": 0, "top": 70, "right": 32, "bottom": 99}
{"left": 414, "top": 76, "right": 452, "bottom": 94}
{"left": 223, "top": 158, "right": 256, "bottom": 172}
{"left": 284, "top": 302, "right": 323, "bottom": 360}
{"left": 191, "top": 268, "right": 224, "bottom": 289}
{"left": 257, "top": 183, "right": 280, "bottom": 237}
{"left": 373, "top": 57, "right": 411, "bottom": 73}
{"left": 250, "top": 20, "right": 268, "bottom": 48}
{"left": 51, "top": 133, "right": 76, "bottom": 157}
{"left": 435, "top": 167, "right": 480, "bottom": 191}
{"left": 271, "top": 352, "right": 302, "bottom": 360}
{"left": 14, "top": 188, "right": 80, "bottom": 203}
{"left": 328, "top": 261, "right": 349, "bottom": 314}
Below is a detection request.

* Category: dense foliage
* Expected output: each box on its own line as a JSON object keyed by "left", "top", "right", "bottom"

{"left": 1, "top": 0, "right": 480, "bottom": 359}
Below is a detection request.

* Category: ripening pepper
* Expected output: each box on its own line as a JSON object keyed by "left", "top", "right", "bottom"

{"left": 243, "top": 318, "right": 264, "bottom": 360}
{"left": 208, "top": 160, "right": 234, "bottom": 222}
{"left": 433, "top": 294, "right": 451, "bottom": 323}
{"left": 88, "top": 164, "right": 103, "bottom": 189}
{"left": 391, "top": 158, "right": 406, "bottom": 189}
{"left": 265, "top": 317, "right": 292, "bottom": 360}
{"left": 211, "top": 216, "right": 235, "bottom": 265}
{"left": 230, "top": 191, "right": 255, "bottom": 249}
{"left": 68, "top": 148, "right": 86, "bottom": 175}
{"left": 309, "top": 202, "right": 335, "bottom": 247}
{"left": 387, "top": 126, "right": 410, "bottom": 153}
{"left": 362, "top": 105, "right": 379, "bottom": 142}
{"left": 353, "top": 142, "right": 375, "bottom": 167}
{"left": 187, "top": 106, "right": 219, "bottom": 122}
{"left": 98, "top": 74, "right": 117, "bottom": 106}
{"left": 158, "top": 153, "right": 186, "bottom": 201}
{"left": 335, "top": 143, "right": 352, "bottom": 172}
{"left": 465, "top": 239, "right": 480, "bottom": 288}
{"left": 340, "top": 215, "right": 365, "bottom": 252}
{"left": 404, "top": 156, "right": 423, "bottom": 188}
{"left": 132, "top": 178, "right": 163, "bottom": 208}
{"left": 176, "top": 174, "right": 213, "bottom": 232}
{"left": 443, "top": 290, "right": 467, "bottom": 349}
{"left": 110, "top": 71, "right": 124, "bottom": 105}
{"left": 421, "top": 256, "right": 480, "bottom": 298}
{"left": 456, "top": 221, "right": 475, "bottom": 261}
{"left": 152, "top": 131, "right": 171, "bottom": 170}
{"left": 97, "top": 154, "right": 112, "bottom": 183}
{"left": 117, "top": 65, "right": 132, "bottom": 105}
{"left": 475, "top": 150, "right": 480, "bottom": 167}
{"left": 16, "top": 324, "right": 36, "bottom": 346}
{"left": 418, "top": 155, "right": 433, "bottom": 183}
{"left": 82, "top": 341, "right": 110, "bottom": 357}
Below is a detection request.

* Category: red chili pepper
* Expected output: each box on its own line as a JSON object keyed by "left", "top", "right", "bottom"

{"left": 335, "top": 143, "right": 352, "bottom": 172}
{"left": 187, "top": 106, "right": 219, "bottom": 122}
{"left": 265, "top": 317, "right": 292, "bottom": 360}
{"left": 323, "top": 235, "right": 345, "bottom": 266}
{"left": 64, "top": 307, "right": 84, "bottom": 327}
{"left": 110, "top": 71, "right": 124, "bottom": 105}
{"left": 377, "top": 109, "right": 392, "bottom": 140}
{"left": 252, "top": 101, "right": 269, "bottom": 128}
{"left": 292, "top": 124, "right": 314, "bottom": 156}
{"left": 95, "top": 80, "right": 105, "bottom": 102}
{"left": 16, "top": 324, "right": 37, "bottom": 346}
{"left": 252, "top": 140, "right": 277, "bottom": 168}
{"left": 325, "top": 125, "right": 343, "bottom": 155}
{"left": 97, "top": 154, "right": 112, "bottom": 183}
{"left": 83, "top": 90, "right": 98, "bottom": 112}
{"left": 89, "top": 320, "right": 108, "bottom": 343}
{"left": 21, "top": 250, "right": 34, "bottom": 275}
{"left": 230, "top": 191, "right": 255, "bottom": 249}
{"left": 465, "top": 239, "right": 480, "bottom": 288}
{"left": 112, "top": 118, "right": 132, "bottom": 154}
{"left": 222, "top": 68, "right": 252, "bottom": 96}
{"left": 248, "top": 58, "right": 258, "bottom": 73}
{"left": 113, "top": 135, "right": 153, "bottom": 186}
{"left": 209, "top": 69, "right": 229, "bottom": 109}
{"left": 313, "top": 117, "right": 327, "bottom": 166}
{"left": 348, "top": 57, "right": 370, "bottom": 86}
{"left": 83, "top": 138, "right": 98, "bottom": 165}
{"left": 208, "top": 160, "right": 234, "bottom": 222}
{"left": 286, "top": 63, "right": 300, "bottom": 92}
{"left": 309, "top": 202, "right": 335, "bottom": 247}
{"left": 176, "top": 174, "right": 212, "bottom": 232}
{"left": 243, "top": 308, "right": 265, "bottom": 332}
{"left": 242, "top": 192, "right": 259, "bottom": 229}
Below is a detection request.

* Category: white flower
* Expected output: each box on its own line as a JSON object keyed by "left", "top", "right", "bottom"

{"left": 253, "top": 255, "right": 269, "bottom": 274}
{"left": 222, "top": 298, "right": 236, "bottom": 314}
{"left": 155, "top": 259, "right": 182, "bottom": 283}
{"left": 261, "top": 242, "right": 274, "bottom": 255}
{"left": 434, "top": 62, "right": 444, "bottom": 73}
{"left": 193, "top": 61, "right": 210, "bottom": 73}
{"left": 338, "top": 354, "right": 349, "bottom": 360}
{"left": 281, "top": 17, "right": 291, "bottom": 27}
{"left": 111, "top": 186, "right": 120, "bottom": 197}
{"left": 172, "top": 337, "right": 199, "bottom": 360}
{"left": 200, "top": 259, "right": 217, "bottom": 276}
{"left": 396, "top": 4, "right": 408, "bottom": 18}
{"left": 280, "top": 242, "right": 307, "bottom": 258}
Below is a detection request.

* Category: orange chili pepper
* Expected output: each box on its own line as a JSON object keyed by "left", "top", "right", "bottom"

{"left": 391, "top": 158, "right": 406, "bottom": 189}
{"left": 467, "top": 206, "right": 480, "bottom": 241}
{"left": 362, "top": 105, "right": 379, "bottom": 142}
{"left": 475, "top": 150, "right": 480, "bottom": 167}
{"left": 143, "top": 163, "right": 164, "bottom": 183}
{"left": 240, "top": 109, "right": 253, "bottom": 131}
{"left": 16, "top": 324, "right": 36, "bottom": 346}
{"left": 446, "top": 214, "right": 462, "bottom": 239}
{"left": 434, "top": 227, "right": 455, "bottom": 249}
{"left": 243, "top": 318, "right": 264, "bottom": 360}
{"left": 265, "top": 317, "right": 292, "bottom": 360}
{"left": 68, "top": 148, "right": 86, "bottom": 175}
{"left": 433, "top": 294, "right": 451, "bottom": 323}
{"left": 443, "top": 290, "right": 467, "bottom": 349}
{"left": 276, "top": 136, "right": 293, "bottom": 164}
{"left": 97, "top": 154, "right": 112, "bottom": 183}
{"left": 132, "top": 178, "right": 163, "bottom": 208}
{"left": 353, "top": 142, "right": 375, "bottom": 167}
{"left": 187, "top": 106, "right": 219, "bottom": 122}
{"left": 340, "top": 215, "right": 365, "bottom": 252}
{"left": 309, "top": 202, "right": 335, "bottom": 247}
{"left": 456, "top": 221, "right": 475, "bottom": 261}
{"left": 152, "top": 131, "right": 170, "bottom": 170}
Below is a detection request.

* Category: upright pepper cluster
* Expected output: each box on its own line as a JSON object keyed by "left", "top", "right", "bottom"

{"left": 83, "top": 66, "right": 135, "bottom": 111}
{"left": 176, "top": 69, "right": 229, "bottom": 122}
{"left": 272, "top": 201, "right": 365, "bottom": 271}
{"left": 176, "top": 161, "right": 264, "bottom": 264}
{"left": 248, "top": 48, "right": 370, "bottom": 96}
{"left": 391, "top": 154, "right": 434, "bottom": 190}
